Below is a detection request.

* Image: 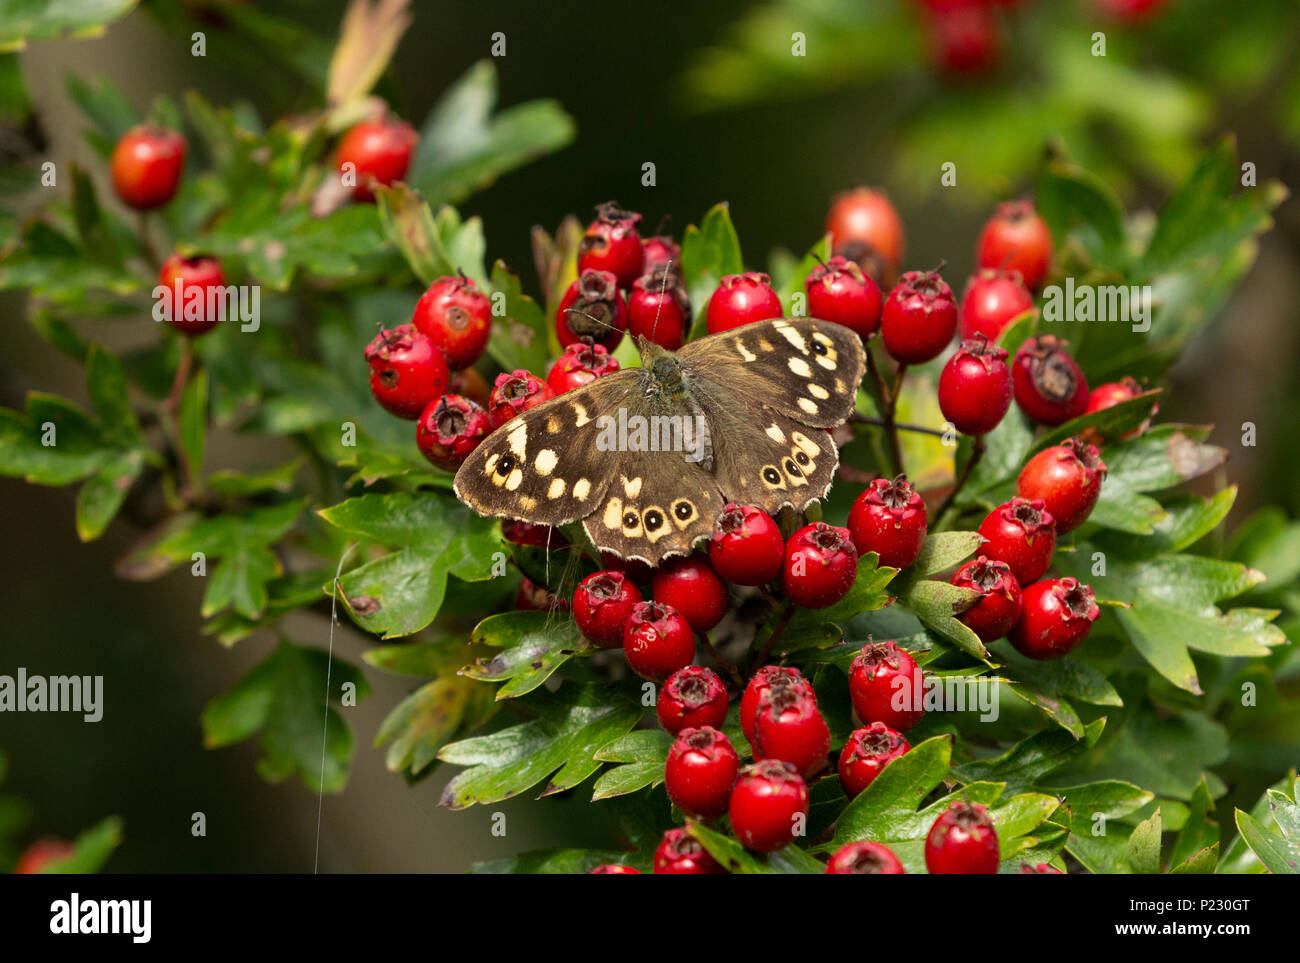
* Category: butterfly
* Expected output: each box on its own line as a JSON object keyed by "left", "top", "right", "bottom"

{"left": 453, "top": 318, "right": 867, "bottom": 565}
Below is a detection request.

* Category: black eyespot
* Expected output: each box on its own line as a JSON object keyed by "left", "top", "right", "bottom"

{"left": 645, "top": 510, "right": 663, "bottom": 532}
{"left": 623, "top": 511, "right": 639, "bottom": 528}
{"left": 496, "top": 455, "right": 514, "bottom": 476}
{"left": 674, "top": 501, "right": 693, "bottom": 520}
{"left": 795, "top": 451, "right": 811, "bottom": 466}
{"left": 763, "top": 467, "right": 780, "bottom": 484}
{"left": 812, "top": 339, "right": 828, "bottom": 355}
{"left": 785, "top": 459, "right": 801, "bottom": 477}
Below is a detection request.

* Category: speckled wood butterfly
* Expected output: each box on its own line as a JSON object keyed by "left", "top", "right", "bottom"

{"left": 453, "top": 318, "right": 867, "bottom": 565}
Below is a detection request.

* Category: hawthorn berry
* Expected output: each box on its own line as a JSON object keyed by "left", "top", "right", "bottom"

{"left": 577, "top": 202, "right": 644, "bottom": 288}
{"left": 157, "top": 254, "right": 226, "bottom": 337}
{"left": 503, "top": 520, "right": 567, "bottom": 550}
{"left": 705, "top": 272, "right": 782, "bottom": 334}
{"left": 364, "top": 323, "right": 450, "bottom": 419}
{"left": 977, "top": 200, "right": 1053, "bottom": 291}
{"left": 1099, "top": 0, "right": 1167, "bottom": 24}
{"left": 488, "top": 369, "right": 555, "bottom": 429}
{"left": 556, "top": 269, "right": 627, "bottom": 350}
{"left": 641, "top": 235, "right": 681, "bottom": 274}
{"left": 959, "top": 268, "right": 1034, "bottom": 342}
{"left": 450, "top": 367, "right": 491, "bottom": 409}
{"left": 627, "top": 268, "right": 691, "bottom": 349}
{"left": 1017, "top": 438, "right": 1107, "bottom": 533}
{"left": 925, "top": 801, "right": 1001, "bottom": 874}
{"left": 415, "top": 394, "right": 491, "bottom": 471}
{"left": 589, "top": 864, "right": 640, "bottom": 874}
{"left": 938, "top": 338, "right": 1013, "bottom": 436}
{"left": 573, "top": 571, "right": 643, "bottom": 649}
{"left": 804, "top": 255, "right": 883, "bottom": 338}
{"left": 708, "top": 503, "right": 785, "bottom": 586}
{"left": 624, "top": 601, "right": 696, "bottom": 680}
{"left": 412, "top": 274, "right": 492, "bottom": 370}
{"left": 924, "top": 0, "right": 1002, "bottom": 75}
{"left": 977, "top": 497, "right": 1057, "bottom": 585}
{"left": 848, "top": 641, "right": 925, "bottom": 731}
{"left": 652, "top": 554, "right": 728, "bottom": 633}
{"left": 752, "top": 682, "right": 832, "bottom": 779}
{"left": 950, "top": 556, "right": 1023, "bottom": 643}
{"left": 653, "top": 828, "right": 724, "bottom": 874}
{"left": 110, "top": 124, "right": 186, "bottom": 210}
{"left": 847, "top": 475, "right": 928, "bottom": 570}
{"left": 782, "top": 522, "right": 858, "bottom": 609}
{"left": 546, "top": 341, "right": 620, "bottom": 395}
{"left": 1019, "top": 863, "right": 1063, "bottom": 874}
{"left": 335, "top": 116, "right": 417, "bottom": 202}
{"left": 600, "top": 551, "right": 655, "bottom": 586}
{"left": 515, "top": 576, "right": 569, "bottom": 613}
{"left": 665, "top": 726, "right": 741, "bottom": 819}
{"left": 838, "top": 722, "right": 910, "bottom": 798}
{"left": 825, "top": 187, "right": 905, "bottom": 284}
{"left": 740, "top": 666, "right": 813, "bottom": 744}
{"left": 1009, "top": 577, "right": 1100, "bottom": 660}
{"left": 1012, "top": 335, "right": 1090, "bottom": 426}
{"left": 1082, "top": 377, "right": 1154, "bottom": 443}
{"left": 729, "top": 759, "right": 810, "bottom": 853}
{"left": 881, "top": 267, "right": 959, "bottom": 364}
{"left": 825, "top": 840, "right": 907, "bottom": 874}
{"left": 13, "top": 838, "right": 74, "bottom": 874}
{"left": 657, "top": 666, "right": 729, "bottom": 734}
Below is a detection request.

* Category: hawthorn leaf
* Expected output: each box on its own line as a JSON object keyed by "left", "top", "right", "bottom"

{"left": 471, "top": 849, "right": 642, "bottom": 875}
{"left": 1233, "top": 776, "right": 1300, "bottom": 874}
{"left": 1060, "top": 780, "right": 1155, "bottom": 874}
{"left": 487, "top": 259, "right": 551, "bottom": 375}
{"left": 954, "top": 719, "right": 1106, "bottom": 794}
{"left": 591, "top": 730, "right": 674, "bottom": 800}
{"left": 688, "top": 820, "right": 825, "bottom": 875}
{"left": 463, "top": 611, "right": 590, "bottom": 700}
{"left": 34, "top": 816, "right": 123, "bottom": 874}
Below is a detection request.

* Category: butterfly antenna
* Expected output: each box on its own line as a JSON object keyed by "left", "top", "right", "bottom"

{"left": 563, "top": 306, "right": 619, "bottom": 334}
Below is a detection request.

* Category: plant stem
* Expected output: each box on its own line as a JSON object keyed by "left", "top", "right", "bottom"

{"left": 849, "top": 413, "right": 948, "bottom": 438}
{"left": 166, "top": 338, "right": 193, "bottom": 415}
{"left": 138, "top": 211, "right": 161, "bottom": 270}
{"left": 882, "top": 363, "right": 907, "bottom": 476}
{"left": 935, "top": 434, "right": 986, "bottom": 523}
{"left": 751, "top": 603, "right": 795, "bottom": 671}
{"left": 698, "top": 632, "right": 744, "bottom": 689}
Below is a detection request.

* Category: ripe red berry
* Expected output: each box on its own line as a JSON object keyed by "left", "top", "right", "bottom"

{"left": 641, "top": 235, "right": 681, "bottom": 274}
{"left": 938, "top": 338, "right": 1013, "bottom": 436}
{"left": 651, "top": 554, "right": 728, "bottom": 633}
{"left": 838, "top": 722, "right": 911, "bottom": 798}
{"left": 627, "top": 268, "right": 691, "bottom": 349}
{"left": 577, "top": 202, "right": 644, "bottom": 288}
{"left": 653, "top": 828, "right": 725, "bottom": 874}
{"left": 515, "top": 576, "right": 569, "bottom": 613}
{"left": 977, "top": 200, "right": 1053, "bottom": 291}
{"left": 924, "top": 0, "right": 1002, "bottom": 75}
{"left": 600, "top": 550, "right": 655, "bottom": 586}
{"left": 589, "top": 864, "right": 640, "bottom": 874}
{"left": 825, "top": 840, "right": 907, "bottom": 874}
{"left": 740, "top": 666, "right": 812, "bottom": 744}
{"left": 782, "top": 522, "right": 858, "bottom": 609}
{"left": 959, "top": 269, "right": 1034, "bottom": 342}
{"left": 624, "top": 601, "right": 696, "bottom": 680}
{"left": 556, "top": 269, "right": 627, "bottom": 350}
{"left": 825, "top": 187, "right": 905, "bottom": 284}
{"left": 925, "top": 801, "right": 1001, "bottom": 874}
{"left": 729, "top": 760, "right": 810, "bottom": 852}
{"left": 415, "top": 394, "right": 490, "bottom": 471}
{"left": 753, "top": 683, "right": 831, "bottom": 779}
{"left": 705, "top": 272, "right": 783, "bottom": 334}
{"left": 977, "top": 497, "right": 1057, "bottom": 585}
{"left": 503, "top": 520, "right": 567, "bottom": 550}
{"left": 573, "top": 570, "right": 643, "bottom": 649}
{"left": 950, "top": 556, "right": 1023, "bottom": 642}
{"left": 364, "top": 323, "right": 450, "bottom": 419}
{"left": 110, "top": 124, "right": 186, "bottom": 210}
{"left": 665, "top": 726, "right": 741, "bottom": 819}
{"left": 1082, "top": 377, "right": 1154, "bottom": 444}
{"left": 1017, "top": 438, "right": 1107, "bottom": 533}
{"left": 849, "top": 641, "right": 925, "bottom": 731}
{"left": 658, "top": 666, "right": 729, "bottom": 734}
{"left": 1018, "top": 862, "right": 1063, "bottom": 874}
{"left": 1010, "top": 577, "right": 1100, "bottom": 660}
{"left": 1098, "top": 0, "right": 1167, "bottom": 25}
{"left": 847, "top": 475, "right": 928, "bottom": 570}
{"left": 488, "top": 369, "right": 555, "bottom": 429}
{"left": 546, "top": 341, "right": 620, "bottom": 395}
{"left": 412, "top": 274, "right": 492, "bottom": 370}
{"left": 1012, "top": 335, "right": 1090, "bottom": 426}
{"left": 156, "top": 254, "right": 226, "bottom": 337}
{"left": 804, "top": 255, "right": 883, "bottom": 338}
{"left": 13, "top": 837, "right": 74, "bottom": 874}
{"left": 708, "top": 503, "right": 785, "bottom": 586}
{"left": 336, "top": 116, "right": 417, "bottom": 202}
{"left": 881, "top": 267, "right": 959, "bottom": 364}
{"left": 450, "top": 367, "right": 491, "bottom": 409}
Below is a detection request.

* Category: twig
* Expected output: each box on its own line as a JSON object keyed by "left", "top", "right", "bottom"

{"left": 935, "top": 435, "right": 986, "bottom": 522}
{"left": 751, "top": 603, "right": 795, "bottom": 672}
{"left": 698, "top": 632, "right": 744, "bottom": 689}
{"left": 849, "top": 413, "right": 948, "bottom": 438}
{"left": 165, "top": 338, "right": 193, "bottom": 415}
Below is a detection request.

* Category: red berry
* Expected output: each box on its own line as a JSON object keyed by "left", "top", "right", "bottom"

{"left": 415, "top": 394, "right": 490, "bottom": 471}
{"left": 110, "top": 124, "right": 186, "bottom": 210}
{"left": 977, "top": 200, "right": 1053, "bottom": 291}
{"left": 977, "top": 497, "right": 1057, "bottom": 585}
{"left": 950, "top": 556, "right": 1023, "bottom": 642}
{"left": 573, "top": 570, "right": 643, "bottom": 649}
{"left": 577, "top": 202, "right": 644, "bottom": 288}
{"left": 665, "top": 726, "right": 740, "bottom": 819}
{"left": 488, "top": 369, "right": 555, "bottom": 429}
{"left": 556, "top": 269, "right": 627, "bottom": 350}
{"left": 753, "top": 682, "right": 831, "bottom": 779}
{"left": 653, "top": 827, "right": 725, "bottom": 874}
{"left": 627, "top": 268, "right": 691, "bottom": 349}
{"left": 881, "top": 267, "right": 959, "bottom": 364}
{"left": 1098, "top": 0, "right": 1166, "bottom": 24}
{"left": 624, "top": 601, "right": 696, "bottom": 680}
{"left": 336, "top": 117, "right": 417, "bottom": 202}
{"left": 1011, "top": 335, "right": 1090, "bottom": 426}
{"left": 959, "top": 269, "right": 1034, "bottom": 342}
{"left": 938, "top": 338, "right": 1013, "bottom": 436}
{"left": 652, "top": 554, "right": 728, "bottom": 633}
{"left": 600, "top": 550, "right": 655, "bottom": 586}
{"left": 13, "top": 837, "right": 74, "bottom": 874}
{"left": 503, "top": 520, "right": 567, "bottom": 550}
{"left": 1019, "top": 862, "right": 1063, "bottom": 874}
{"left": 1017, "top": 438, "right": 1107, "bottom": 534}
{"left": 546, "top": 341, "right": 620, "bottom": 395}
{"left": 740, "top": 666, "right": 812, "bottom": 744}
{"left": 826, "top": 187, "right": 905, "bottom": 285}
{"left": 1010, "top": 577, "right": 1100, "bottom": 660}
{"left": 838, "top": 722, "right": 911, "bottom": 798}
{"left": 642, "top": 235, "right": 681, "bottom": 274}
{"left": 847, "top": 475, "right": 928, "bottom": 570}
{"left": 708, "top": 503, "right": 785, "bottom": 586}
{"left": 156, "top": 254, "right": 226, "bottom": 337}
{"left": 658, "top": 666, "right": 729, "bottom": 734}
{"left": 412, "top": 274, "right": 492, "bottom": 370}
{"left": 450, "top": 367, "right": 491, "bottom": 409}
{"left": 515, "top": 576, "right": 569, "bottom": 613}
{"left": 825, "top": 840, "right": 907, "bottom": 874}
{"left": 925, "top": 801, "right": 1000, "bottom": 874}
{"left": 805, "top": 255, "right": 883, "bottom": 338}
{"left": 849, "top": 641, "right": 925, "bottom": 731}
{"left": 705, "top": 272, "right": 782, "bottom": 334}
{"left": 589, "top": 864, "right": 640, "bottom": 874}
{"left": 729, "top": 760, "right": 810, "bottom": 852}
{"left": 782, "top": 522, "right": 858, "bottom": 609}
{"left": 1082, "top": 377, "right": 1154, "bottom": 443}
{"left": 924, "top": 1, "right": 1002, "bottom": 75}
{"left": 364, "top": 323, "right": 450, "bottom": 419}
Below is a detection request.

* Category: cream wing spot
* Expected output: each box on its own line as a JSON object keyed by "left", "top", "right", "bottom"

{"left": 798, "top": 397, "right": 819, "bottom": 415}
{"left": 603, "top": 497, "right": 623, "bottom": 529}
{"left": 765, "top": 424, "right": 785, "bottom": 443}
{"left": 505, "top": 468, "right": 524, "bottom": 491}
{"left": 758, "top": 338, "right": 774, "bottom": 352}
{"left": 791, "top": 431, "right": 820, "bottom": 456}
{"left": 484, "top": 453, "right": 500, "bottom": 475}
{"left": 816, "top": 354, "right": 836, "bottom": 370}
{"left": 788, "top": 357, "right": 812, "bottom": 378}
{"left": 622, "top": 475, "right": 643, "bottom": 499}
{"left": 573, "top": 478, "right": 591, "bottom": 501}
{"left": 534, "top": 448, "right": 558, "bottom": 476}
{"left": 774, "top": 321, "right": 808, "bottom": 352}
{"left": 808, "top": 383, "right": 829, "bottom": 400}
{"left": 519, "top": 495, "right": 537, "bottom": 511}
{"left": 573, "top": 402, "right": 591, "bottom": 427}
{"left": 546, "top": 416, "right": 561, "bottom": 434}
{"left": 548, "top": 478, "right": 566, "bottom": 499}
{"left": 507, "top": 422, "right": 528, "bottom": 457}
{"left": 736, "top": 341, "right": 757, "bottom": 362}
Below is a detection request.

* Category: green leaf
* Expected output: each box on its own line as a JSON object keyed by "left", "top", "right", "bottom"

{"left": 463, "top": 611, "right": 590, "bottom": 700}
{"left": 0, "top": 394, "right": 112, "bottom": 486}
{"left": 1100, "top": 425, "right": 1226, "bottom": 493}
{"left": 471, "top": 849, "right": 641, "bottom": 875}
{"left": 85, "top": 343, "right": 140, "bottom": 446}
{"left": 1037, "top": 155, "right": 1127, "bottom": 268}
{"left": 954, "top": 719, "right": 1106, "bottom": 795}
{"left": 374, "top": 674, "right": 497, "bottom": 777}
{"left": 374, "top": 183, "right": 446, "bottom": 285}
{"left": 688, "top": 820, "right": 825, "bottom": 874}
{"left": 1126, "top": 808, "right": 1163, "bottom": 874}
{"left": 1061, "top": 780, "right": 1156, "bottom": 874}
{"left": 591, "top": 730, "right": 674, "bottom": 800}
{"left": 0, "top": 0, "right": 136, "bottom": 51}
{"left": 781, "top": 555, "right": 895, "bottom": 650}
{"left": 487, "top": 259, "right": 552, "bottom": 375}
{"left": 74, "top": 449, "right": 142, "bottom": 541}
{"left": 897, "top": 579, "right": 989, "bottom": 661}
{"left": 178, "top": 366, "right": 207, "bottom": 481}
{"left": 1233, "top": 776, "right": 1300, "bottom": 874}
{"left": 895, "top": 530, "right": 985, "bottom": 584}
{"left": 1170, "top": 777, "right": 1219, "bottom": 872}
{"left": 37, "top": 816, "right": 122, "bottom": 874}
{"left": 206, "top": 460, "right": 302, "bottom": 496}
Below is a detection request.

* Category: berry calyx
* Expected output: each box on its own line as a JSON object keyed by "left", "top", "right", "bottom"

{"left": 1009, "top": 577, "right": 1100, "bottom": 660}
{"left": 728, "top": 760, "right": 810, "bottom": 852}
{"left": 938, "top": 338, "right": 1013, "bottom": 436}
{"left": 950, "top": 556, "right": 1023, "bottom": 643}
{"left": 573, "top": 570, "right": 643, "bottom": 649}
{"left": 415, "top": 394, "right": 490, "bottom": 471}
{"left": 412, "top": 274, "right": 492, "bottom": 370}
{"left": 825, "top": 187, "right": 905, "bottom": 285}
{"left": 847, "top": 475, "right": 929, "bottom": 570}
{"left": 1017, "top": 438, "right": 1107, "bottom": 533}
{"left": 804, "top": 255, "right": 884, "bottom": 338}
{"left": 977, "top": 200, "right": 1053, "bottom": 291}
{"left": 740, "top": 666, "right": 813, "bottom": 744}
{"left": 782, "top": 522, "right": 858, "bottom": 609}
{"left": 335, "top": 116, "right": 417, "bottom": 202}
{"left": 959, "top": 268, "right": 1034, "bottom": 342}
{"left": 705, "top": 272, "right": 783, "bottom": 334}
{"left": 652, "top": 554, "right": 728, "bottom": 633}
{"left": 546, "top": 341, "right": 620, "bottom": 395}
{"left": 110, "top": 124, "right": 186, "bottom": 210}
{"left": 156, "top": 254, "right": 226, "bottom": 337}
{"left": 641, "top": 235, "right": 681, "bottom": 275}
{"left": 825, "top": 840, "right": 907, "bottom": 874}
{"left": 556, "top": 269, "right": 627, "bottom": 350}
{"left": 925, "top": 801, "right": 1001, "bottom": 874}
{"left": 977, "top": 497, "right": 1057, "bottom": 585}
{"left": 665, "top": 726, "right": 741, "bottom": 819}
{"left": 1011, "top": 335, "right": 1090, "bottom": 426}
{"left": 881, "top": 266, "right": 959, "bottom": 364}
{"left": 838, "top": 722, "right": 910, "bottom": 798}
{"left": 577, "top": 202, "right": 644, "bottom": 288}
{"left": 752, "top": 682, "right": 832, "bottom": 779}
{"left": 657, "top": 666, "right": 729, "bottom": 734}
{"left": 708, "top": 503, "right": 785, "bottom": 587}
{"left": 364, "top": 323, "right": 450, "bottom": 419}
{"left": 849, "top": 641, "right": 925, "bottom": 731}
{"left": 653, "top": 828, "right": 725, "bottom": 874}
{"left": 623, "top": 601, "right": 696, "bottom": 680}
{"left": 488, "top": 369, "right": 555, "bottom": 429}
{"left": 627, "top": 268, "right": 691, "bottom": 349}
